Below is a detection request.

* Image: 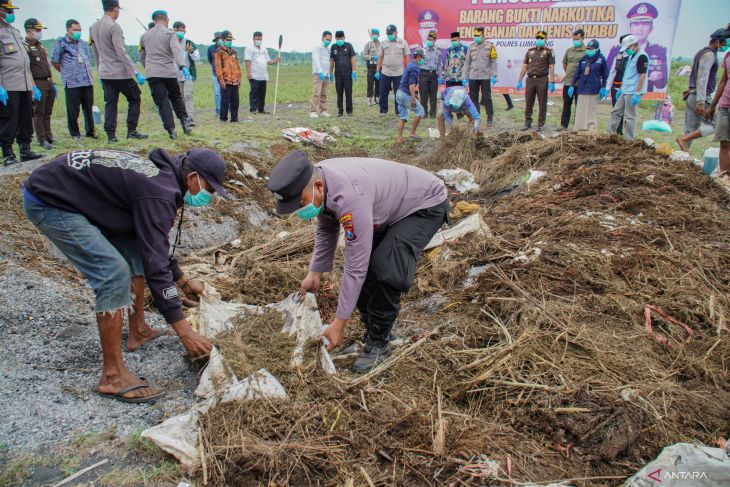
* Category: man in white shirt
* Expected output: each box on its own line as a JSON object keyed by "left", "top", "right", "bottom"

{"left": 244, "top": 31, "right": 280, "bottom": 114}
{"left": 310, "top": 31, "right": 332, "bottom": 118}
{"left": 173, "top": 21, "right": 199, "bottom": 126}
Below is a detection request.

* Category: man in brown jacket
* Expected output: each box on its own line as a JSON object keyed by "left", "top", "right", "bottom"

{"left": 214, "top": 31, "right": 242, "bottom": 123}
{"left": 25, "top": 17, "right": 55, "bottom": 150}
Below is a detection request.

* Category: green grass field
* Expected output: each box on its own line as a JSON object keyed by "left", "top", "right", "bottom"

{"left": 37, "top": 60, "right": 717, "bottom": 163}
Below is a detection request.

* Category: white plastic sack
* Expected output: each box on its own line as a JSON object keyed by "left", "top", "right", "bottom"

{"left": 272, "top": 293, "right": 337, "bottom": 374}
{"left": 188, "top": 285, "right": 258, "bottom": 339}
{"left": 624, "top": 442, "right": 730, "bottom": 486}
{"left": 220, "top": 368, "right": 288, "bottom": 404}
{"left": 436, "top": 168, "right": 480, "bottom": 193}
{"left": 282, "top": 127, "right": 335, "bottom": 148}
{"left": 425, "top": 213, "right": 490, "bottom": 250}
{"left": 141, "top": 407, "right": 202, "bottom": 467}
{"left": 194, "top": 347, "right": 237, "bottom": 400}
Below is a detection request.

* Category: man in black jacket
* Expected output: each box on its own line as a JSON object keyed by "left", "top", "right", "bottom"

{"left": 23, "top": 148, "right": 231, "bottom": 403}
{"left": 330, "top": 30, "right": 356, "bottom": 116}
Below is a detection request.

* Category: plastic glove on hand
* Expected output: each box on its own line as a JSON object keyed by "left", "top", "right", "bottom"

{"left": 351, "top": 71, "right": 357, "bottom": 81}
{"left": 567, "top": 86, "right": 575, "bottom": 98}
{"left": 374, "top": 71, "right": 381, "bottom": 80}
{"left": 631, "top": 94, "right": 641, "bottom": 106}
{"left": 319, "top": 72, "right": 326, "bottom": 81}
{"left": 462, "top": 79, "right": 469, "bottom": 87}
{"left": 329, "top": 73, "right": 334, "bottom": 83}
{"left": 516, "top": 80, "right": 523, "bottom": 92}
{"left": 599, "top": 88, "right": 608, "bottom": 100}
{"left": 491, "top": 75, "right": 497, "bottom": 84}
{"left": 438, "top": 77, "right": 443, "bottom": 85}
{"left": 548, "top": 82, "right": 555, "bottom": 93}
{"left": 615, "top": 89, "right": 622, "bottom": 98}
{"left": 53, "top": 84, "right": 59, "bottom": 97}
{"left": 135, "top": 72, "right": 146, "bottom": 85}
{"left": 373, "top": 55, "right": 378, "bottom": 62}
{"left": 182, "top": 66, "right": 192, "bottom": 80}
{"left": 0, "top": 86, "right": 8, "bottom": 106}
{"left": 32, "top": 85, "right": 42, "bottom": 102}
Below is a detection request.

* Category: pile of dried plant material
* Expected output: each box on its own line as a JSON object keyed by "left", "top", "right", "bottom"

{"left": 424, "top": 128, "right": 536, "bottom": 171}
{"left": 195, "top": 133, "right": 729, "bottom": 486}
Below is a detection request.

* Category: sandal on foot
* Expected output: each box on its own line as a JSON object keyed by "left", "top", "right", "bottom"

{"left": 97, "top": 383, "right": 165, "bottom": 404}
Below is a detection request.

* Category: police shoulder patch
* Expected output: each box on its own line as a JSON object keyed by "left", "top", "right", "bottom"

{"left": 339, "top": 213, "right": 356, "bottom": 241}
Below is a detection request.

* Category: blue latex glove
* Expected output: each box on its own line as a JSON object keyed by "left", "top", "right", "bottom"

{"left": 32, "top": 85, "right": 42, "bottom": 102}
{"left": 374, "top": 71, "right": 381, "bottom": 81}
{"left": 438, "top": 77, "right": 443, "bottom": 85}
{"left": 373, "top": 55, "right": 378, "bottom": 62}
{"left": 462, "top": 79, "right": 469, "bottom": 87}
{"left": 491, "top": 75, "right": 497, "bottom": 85}
{"left": 53, "top": 83, "right": 59, "bottom": 97}
{"left": 599, "top": 88, "right": 608, "bottom": 100}
{"left": 631, "top": 93, "right": 641, "bottom": 106}
{"left": 567, "top": 86, "right": 575, "bottom": 98}
{"left": 548, "top": 82, "right": 555, "bottom": 93}
{"left": 0, "top": 86, "right": 8, "bottom": 106}
{"left": 352, "top": 71, "right": 357, "bottom": 81}
{"left": 182, "top": 66, "right": 192, "bottom": 80}
{"left": 516, "top": 80, "right": 523, "bottom": 91}
{"left": 616, "top": 89, "right": 622, "bottom": 98}
{"left": 135, "top": 72, "right": 146, "bottom": 85}
{"left": 319, "top": 72, "right": 326, "bottom": 81}
{"left": 329, "top": 73, "right": 334, "bottom": 83}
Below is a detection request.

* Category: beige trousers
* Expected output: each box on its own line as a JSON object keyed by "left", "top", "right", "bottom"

{"left": 179, "top": 80, "right": 195, "bottom": 119}
{"left": 310, "top": 74, "right": 329, "bottom": 113}
{"left": 574, "top": 94, "right": 598, "bottom": 131}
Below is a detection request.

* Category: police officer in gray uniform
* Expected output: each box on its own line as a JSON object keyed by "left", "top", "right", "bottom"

{"left": 139, "top": 9, "right": 191, "bottom": 140}
{"left": 0, "top": 1, "right": 42, "bottom": 165}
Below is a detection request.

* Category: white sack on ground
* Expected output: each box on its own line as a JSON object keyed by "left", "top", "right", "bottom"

{"left": 425, "top": 213, "right": 491, "bottom": 250}
{"left": 624, "top": 441, "right": 730, "bottom": 486}
{"left": 436, "top": 168, "right": 480, "bottom": 193}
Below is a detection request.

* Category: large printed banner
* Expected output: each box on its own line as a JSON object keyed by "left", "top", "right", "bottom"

{"left": 404, "top": 0, "right": 681, "bottom": 99}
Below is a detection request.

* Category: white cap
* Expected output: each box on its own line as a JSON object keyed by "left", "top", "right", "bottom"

{"left": 448, "top": 88, "right": 467, "bottom": 108}
{"left": 620, "top": 35, "right": 638, "bottom": 52}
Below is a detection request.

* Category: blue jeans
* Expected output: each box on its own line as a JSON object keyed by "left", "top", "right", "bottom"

{"left": 212, "top": 73, "right": 222, "bottom": 113}
{"left": 23, "top": 198, "right": 144, "bottom": 314}
{"left": 396, "top": 90, "right": 425, "bottom": 121}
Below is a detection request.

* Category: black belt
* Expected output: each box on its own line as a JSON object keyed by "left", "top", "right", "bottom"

{"left": 528, "top": 74, "right": 548, "bottom": 79}
{"left": 421, "top": 69, "right": 437, "bottom": 73}
{"left": 33, "top": 77, "right": 52, "bottom": 82}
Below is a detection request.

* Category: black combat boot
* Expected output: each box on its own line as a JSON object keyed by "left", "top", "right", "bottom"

{"left": 2, "top": 145, "right": 18, "bottom": 165}
{"left": 19, "top": 143, "right": 43, "bottom": 162}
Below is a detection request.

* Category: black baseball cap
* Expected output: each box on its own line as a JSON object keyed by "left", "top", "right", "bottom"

{"left": 101, "top": 0, "right": 121, "bottom": 9}
{"left": 386, "top": 24, "right": 397, "bottom": 34}
{"left": 587, "top": 39, "right": 600, "bottom": 49}
{"left": 335, "top": 30, "right": 345, "bottom": 38}
{"left": 267, "top": 151, "right": 314, "bottom": 215}
{"left": 185, "top": 149, "right": 232, "bottom": 200}
{"left": 710, "top": 28, "right": 728, "bottom": 40}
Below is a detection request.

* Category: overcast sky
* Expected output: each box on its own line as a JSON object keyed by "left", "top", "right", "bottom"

{"left": 25, "top": 0, "right": 730, "bottom": 58}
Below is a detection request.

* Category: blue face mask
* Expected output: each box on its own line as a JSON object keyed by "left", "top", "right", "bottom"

{"left": 4, "top": 12, "right": 14, "bottom": 24}
{"left": 426, "top": 40, "right": 434, "bottom": 48}
{"left": 336, "top": 39, "right": 344, "bottom": 46}
{"left": 295, "top": 183, "right": 323, "bottom": 220}
{"left": 474, "top": 36, "right": 482, "bottom": 44}
{"left": 535, "top": 39, "right": 545, "bottom": 48}
{"left": 388, "top": 34, "right": 396, "bottom": 41}
{"left": 71, "top": 31, "right": 82, "bottom": 41}
{"left": 418, "top": 58, "right": 425, "bottom": 65}
{"left": 323, "top": 39, "right": 331, "bottom": 47}
{"left": 626, "top": 48, "right": 635, "bottom": 56}
{"left": 573, "top": 40, "right": 582, "bottom": 48}
{"left": 586, "top": 49, "right": 596, "bottom": 57}
{"left": 184, "top": 175, "right": 213, "bottom": 207}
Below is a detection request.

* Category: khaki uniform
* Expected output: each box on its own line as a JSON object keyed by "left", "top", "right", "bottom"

{"left": 464, "top": 41, "right": 498, "bottom": 119}
{"left": 560, "top": 44, "right": 585, "bottom": 128}
{"left": 523, "top": 46, "right": 554, "bottom": 127}
{"left": 0, "top": 22, "right": 34, "bottom": 148}
{"left": 27, "top": 36, "right": 55, "bottom": 144}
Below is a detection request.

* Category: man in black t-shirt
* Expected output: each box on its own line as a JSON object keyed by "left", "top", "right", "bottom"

{"left": 330, "top": 30, "right": 357, "bottom": 116}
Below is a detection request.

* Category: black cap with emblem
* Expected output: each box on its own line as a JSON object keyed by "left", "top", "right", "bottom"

{"left": 185, "top": 148, "right": 232, "bottom": 200}
{"left": 267, "top": 151, "right": 314, "bottom": 215}
{"left": 101, "top": 0, "right": 121, "bottom": 10}
{"left": 24, "top": 18, "right": 46, "bottom": 30}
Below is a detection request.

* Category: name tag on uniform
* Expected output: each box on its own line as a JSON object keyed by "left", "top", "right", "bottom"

{"left": 584, "top": 66, "right": 590, "bottom": 76}
{"left": 78, "top": 56, "right": 84, "bottom": 64}
{"left": 5, "top": 43, "right": 16, "bottom": 52}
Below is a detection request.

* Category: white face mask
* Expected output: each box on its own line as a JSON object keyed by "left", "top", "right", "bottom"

{"left": 254, "top": 40, "right": 262, "bottom": 48}
{"left": 33, "top": 30, "right": 43, "bottom": 41}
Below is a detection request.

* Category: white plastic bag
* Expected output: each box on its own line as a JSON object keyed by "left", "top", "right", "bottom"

{"left": 624, "top": 442, "right": 730, "bottom": 486}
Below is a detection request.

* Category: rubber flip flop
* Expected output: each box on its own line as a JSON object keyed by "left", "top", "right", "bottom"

{"left": 126, "top": 328, "right": 171, "bottom": 352}
{"left": 97, "top": 383, "right": 165, "bottom": 404}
